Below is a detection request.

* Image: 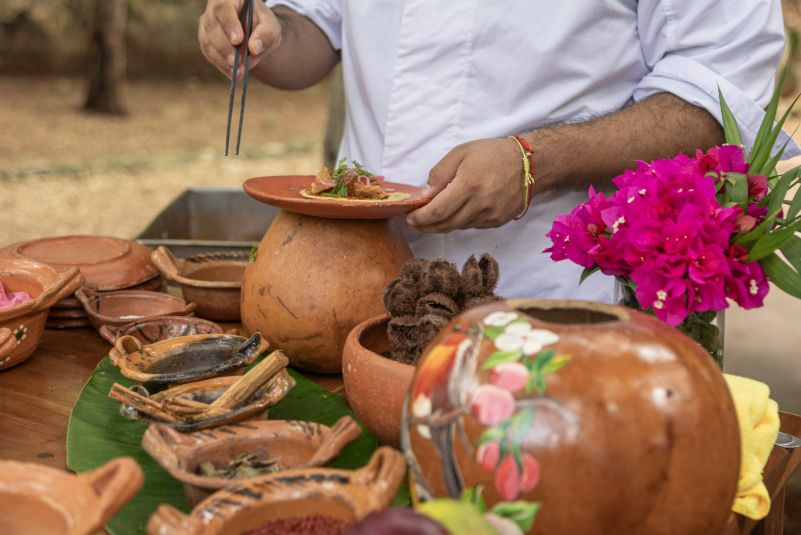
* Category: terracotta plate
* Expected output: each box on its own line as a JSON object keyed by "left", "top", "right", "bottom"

{"left": 0, "top": 236, "right": 159, "bottom": 291}
{"left": 243, "top": 175, "right": 429, "bottom": 219}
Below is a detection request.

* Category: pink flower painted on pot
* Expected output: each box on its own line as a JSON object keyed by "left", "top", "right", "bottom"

{"left": 470, "top": 384, "right": 515, "bottom": 426}
{"left": 477, "top": 440, "right": 500, "bottom": 472}
{"left": 490, "top": 362, "right": 529, "bottom": 393}
{"left": 494, "top": 452, "right": 542, "bottom": 500}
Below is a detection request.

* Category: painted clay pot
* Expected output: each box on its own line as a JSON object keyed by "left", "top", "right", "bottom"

{"left": 142, "top": 415, "right": 363, "bottom": 505}
{"left": 109, "top": 332, "right": 268, "bottom": 389}
{"left": 99, "top": 315, "right": 227, "bottom": 345}
{"left": 343, "top": 314, "right": 414, "bottom": 447}
{"left": 403, "top": 299, "right": 741, "bottom": 535}
{"left": 121, "top": 370, "right": 296, "bottom": 431}
{"left": 76, "top": 288, "right": 196, "bottom": 334}
{"left": 151, "top": 247, "right": 247, "bottom": 322}
{"left": 0, "top": 259, "right": 84, "bottom": 370}
{"left": 0, "top": 456, "right": 143, "bottom": 535}
{"left": 241, "top": 211, "right": 412, "bottom": 373}
{"left": 147, "top": 446, "right": 406, "bottom": 535}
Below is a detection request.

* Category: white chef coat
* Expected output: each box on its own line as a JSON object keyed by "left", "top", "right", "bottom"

{"left": 269, "top": 0, "right": 791, "bottom": 301}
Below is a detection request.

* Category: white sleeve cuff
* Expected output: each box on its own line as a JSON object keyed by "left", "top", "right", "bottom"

{"left": 633, "top": 54, "right": 801, "bottom": 159}
{"left": 267, "top": 0, "right": 343, "bottom": 50}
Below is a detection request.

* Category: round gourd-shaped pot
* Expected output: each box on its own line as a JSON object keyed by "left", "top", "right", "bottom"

{"left": 241, "top": 211, "right": 411, "bottom": 373}
{"left": 402, "top": 299, "right": 740, "bottom": 535}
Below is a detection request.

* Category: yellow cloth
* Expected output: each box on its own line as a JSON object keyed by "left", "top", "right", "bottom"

{"left": 723, "top": 373, "right": 780, "bottom": 520}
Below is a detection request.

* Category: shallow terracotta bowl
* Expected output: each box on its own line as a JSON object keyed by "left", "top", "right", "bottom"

{"left": 99, "top": 315, "right": 225, "bottom": 345}
{"left": 342, "top": 314, "right": 414, "bottom": 447}
{"left": 0, "top": 457, "right": 143, "bottom": 535}
{"left": 76, "top": 288, "right": 196, "bottom": 335}
{"left": 142, "top": 415, "right": 363, "bottom": 505}
{"left": 147, "top": 446, "right": 406, "bottom": 535}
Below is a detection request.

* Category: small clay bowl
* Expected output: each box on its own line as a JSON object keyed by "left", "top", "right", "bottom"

{"left": 142, "top": 415, "right": 363, "bottom": 505}
{"left": 0, "top": 456, "right": 143, "bottom": 535}
{"left": 342, "top": 314, "right": 414, "bottom": 447}
{"left": 99, "top": 315, "right": 228, "bottom": 345}
{"left": 0, "top": 259, "right": 84, "bottom": 370}
{"left": 76, "top": 288, "right": 196, "bottom": 334}
{"left": 151, "top": 247, "right": 247, "bottom": 321}
{"left": 147, "top": 446, "right": 406, "bottom": 535}
{"left": 126, "top": 370, "right": 296, "bottom": 431}
{"left": 109, "top": 332, "right": 269, "bottom": 389}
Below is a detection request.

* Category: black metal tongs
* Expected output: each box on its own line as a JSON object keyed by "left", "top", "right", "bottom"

{"left": 225, "top": 0, "right": 255, "bottom": 156}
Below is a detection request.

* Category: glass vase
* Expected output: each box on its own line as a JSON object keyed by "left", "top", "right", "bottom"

{"left": 614, "top": 278, "right": 724, "bottom": 367}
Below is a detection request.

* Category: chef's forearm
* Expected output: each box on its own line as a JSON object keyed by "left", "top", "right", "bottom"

{"left": 251, "top": 6, "right": 339, "bottom": 90}
{"left": 520, "top": 93, "right": 725, "bottom": 193}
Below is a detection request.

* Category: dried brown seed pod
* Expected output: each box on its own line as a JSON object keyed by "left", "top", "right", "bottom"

{"left": 416, "top": 292, "right": 460, "bottom": 319}
{"left": 420, "top": 259, "right": 460, "bottom": 297}
{"left": 397, "top": 258, "right": 430, "bottom": 285}
{"left": 416, "top": 313, "right": 450, "bottom": 347}
{"left": 459, "top": 255, "right": 484, "bottom": 297}
{"left": 479, "top": 253, "right": 500, "bottom": 293}
{"left": 463, "top": 294, "right": 500, "bottom": 311}
{"left": 391, "top": 348, "right": 420, "bottom": 365}
{"left": 383, "top": 279, "right": 420, "bottom": 317}
{"left": 387, "top": 315, "right": 423, "bottom": 350}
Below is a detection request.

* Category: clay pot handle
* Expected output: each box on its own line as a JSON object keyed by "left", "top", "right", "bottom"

{"left": 115, "top": 335, "right": 143, "bottom": 358}
{"left": 354, "top": 446, "right": 407, "bottom": 509}
{"left": 180, "top": 302, "right": 198, "bottom": 315}
{"left": 146, "top": 504, "right": 204, "bottom": 535}
{"left": 0, "top": 328, "right": 15, "bottom": 361}
{"left": 141, "top": 424, "right": 198, "bottom": 467}
{"left": 98, "top": 325, "right": 119, "bottom": 345}
{"left": 81, "top": 457, "right": 144, "bottom": 529}
{"left": 34, "top": 267, "right": 85, "bottom": 311}
{"left": 151, "top": 246, "right": 182, "bottom": 282}
{"left": 305, "top": 416, "right": 363, "bottom": 467}
{"left": 225, "top": 327, "right": 242, "bottom": 336}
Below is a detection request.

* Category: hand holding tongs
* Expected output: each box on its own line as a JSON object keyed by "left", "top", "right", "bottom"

{"left": 225, "top": 0, "right": 255, "bottom": 156}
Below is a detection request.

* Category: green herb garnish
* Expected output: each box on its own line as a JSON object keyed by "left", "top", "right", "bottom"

{"left": 326, "top": 157, "right": 374, "bottom": 197}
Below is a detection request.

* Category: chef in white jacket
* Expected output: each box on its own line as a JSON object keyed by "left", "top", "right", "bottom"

{"left": 199, "top": 0, "right": 794, "bottom": 301}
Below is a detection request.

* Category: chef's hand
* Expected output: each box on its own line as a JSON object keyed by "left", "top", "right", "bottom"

{"left": 405, "top": 138, "right": 527, "bottom": 233}
{"left": 198, "top": 0, "right": 282, "bottom": 80}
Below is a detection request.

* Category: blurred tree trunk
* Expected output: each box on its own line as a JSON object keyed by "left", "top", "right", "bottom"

{"left": 323, "top": 64, "right": 345, "bottom": 168}
{"left": 85, "top": 0, "right": 128, "bottom": 115}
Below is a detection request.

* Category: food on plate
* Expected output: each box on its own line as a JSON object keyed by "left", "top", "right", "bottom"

{"left": 300, "top": 158, "right": 410, "bottom": 202}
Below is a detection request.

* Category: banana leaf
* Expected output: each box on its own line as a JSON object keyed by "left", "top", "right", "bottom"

{"left": 66, "top": 356, "right": 380, "bottom": 535}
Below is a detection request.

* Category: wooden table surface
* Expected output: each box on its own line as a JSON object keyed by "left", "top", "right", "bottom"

{"left": 0, "top": 327, "right": 345, "bottom": 470}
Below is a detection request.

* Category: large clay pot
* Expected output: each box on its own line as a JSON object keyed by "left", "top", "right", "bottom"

{"left": 242, "top": 211, "right": 411, "bottom": 373}
{"left": 403, "top": 299, "right": 740, "bottom": 535}
{"left": 343, "top": 314, "right": 414, "bottom": 447}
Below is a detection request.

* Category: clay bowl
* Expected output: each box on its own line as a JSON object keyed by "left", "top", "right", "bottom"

{"left": 76, "top": 288, "right": 196, "bottom": 334}
{"left": 151, "top": 247, "right": 246, "bottom": 321}
{"left": 125, "top": 370, "right": 296, "bottom": 431}
{"left": 109, "top": 332, "right": 269, "bottom": 390}
{"left": 142, "top": 415, "right": 363, "bottom": 505}
{"left": 99, "top": 315, "right": 227, "bottom": 345}
{"left": 0, "top": 259, "right": 84, "bottom": 370}
{"left": 147, "top": 446, "right": 406, "bottom": 535}
{"left": 0, "top": 235, "right": 159, "bottom": 291}
{"left": 0, "top": 456, "right": 143, "bottom": 535}
{"left": 343, "top": 314, "right": 414, "bottom": 447}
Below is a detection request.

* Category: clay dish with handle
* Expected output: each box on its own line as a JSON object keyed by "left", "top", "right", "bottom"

{"left": 99, "top": 315, "right": 229, "bottom": 345}
{"left": 142, "top": 415, "right": 363, "bottom": 505}
{"left": 342, "top": 314, "right": 414, "bottom": 447}
{"left": 151, "top": 247, "right": 247, "bottom": 321}
{"left": 147, "top": 446, "right": 406, "bottom": 535}
{"left": 0, "top": 258, "right": 84, "bottom": 370}
{"left": 108, "top": 332, "right": 268, "bottom": 389}
{"left": 75, "top": 288, "right": 196, "bottom": 334}
{"left": 0, "top": 235, "right": 159, "bottom": 291}
{"left": 0, "top": 456, "right": 143, "bottom": 535}
{"left": 118, "top": 369, "right": 296, "bottom": 431}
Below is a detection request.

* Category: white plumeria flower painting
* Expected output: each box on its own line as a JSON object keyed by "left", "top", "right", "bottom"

{"left": 495, "top": 322, "right": 560, "bottom": 356}
{"left": 483, "top": 311, "right": 519, "bottom": 327}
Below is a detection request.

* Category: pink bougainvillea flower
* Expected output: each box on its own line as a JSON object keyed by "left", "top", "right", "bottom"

{"left": 490, "top": 362, "right": 529, "bottom": 393}
{"left": 748, "top": 174, "right": 768, "bottom": 201}
{"left": 734, "top": 213, "right": 758, "bottom": 233}
{"left": 470, "top": 384, "right": 516, "bottom": 427}
{"left": 725, "top": 258, "right": 769, "bottom": 309}
{"left": 477, "top": 440, "right": 501, "bottom": 472}
{"left": 493, "top": 452, "right": 542, "bottom": 500}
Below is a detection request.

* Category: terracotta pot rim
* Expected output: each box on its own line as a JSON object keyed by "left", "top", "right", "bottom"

{"left": 349, "top": 313, "right": 413, "bottom": 372}
{"left": 75, "top": 288, "right": 196, "bottom": 323}
{"left": 99, "top": 315, "right": 224, "bottom": 344}
{"left": 507, "top": 298, "right": 631, "bottom": 326}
